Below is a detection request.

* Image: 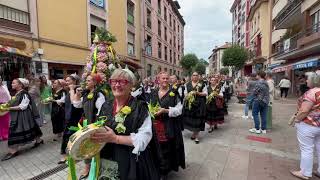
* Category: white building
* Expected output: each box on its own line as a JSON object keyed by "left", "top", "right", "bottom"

{"left": 208, "top": 42, "right": 232, "bottom": 75}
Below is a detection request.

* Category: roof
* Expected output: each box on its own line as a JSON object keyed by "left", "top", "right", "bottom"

{"left": 168, "top": 0, "right": 186, "bottom": 26}
{"left": 208, "top": 43, "right": 232, "bottom": 59}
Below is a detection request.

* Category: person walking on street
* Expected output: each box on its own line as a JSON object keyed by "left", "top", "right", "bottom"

{"left": 249, "top": 71, "right": 269, "bottom": 134}
{"left": 278, "top": 76, "right": 291, "bottom": 100}
{"left": 290, "top": 72, "right": 320, "bottom": 179}
{"left": 242, "top": 73, "right": 257, "bottom": 119}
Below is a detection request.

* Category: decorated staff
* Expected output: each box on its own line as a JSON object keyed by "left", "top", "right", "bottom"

{"left": 183, "top": 71, "right": 208, "bottom": 144}
{"left": 1, "top": 78, "right": 43, "bottom": 161}
{"left": 149, "top": 72, "right": 185, "bottom": 176}
{"left": 206, "top": 75, "right": 225, "bottom": 132}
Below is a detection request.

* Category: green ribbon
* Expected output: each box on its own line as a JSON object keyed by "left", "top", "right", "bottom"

{"left": 67, "top": 155, "right": 77, "bottom": 180}
{"left": 92, "top": 47, "right": 98, "bottom": 73}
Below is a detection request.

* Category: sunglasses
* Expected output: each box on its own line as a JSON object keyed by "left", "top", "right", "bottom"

{"left": 109, "top": 79, "right": 130, "bottom": 86}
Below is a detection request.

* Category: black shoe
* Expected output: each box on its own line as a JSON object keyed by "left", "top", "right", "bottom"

{"left": 195, "top": 138, "right": 200, "bottom": 144}
{"left": 1, "top": 152, "right": 19, "bottom": 161}
{"left": 79, "top": 173, "right": 89, "bottom": 180}
{"left": 214, "top": 125, "right": 218, "bottom": 130}
{"left": 32, "top": 139, "right": 44, "bottom": 148}
{"left": 57, "top": 159, "right": 67, "bottom": 164}
{"left": 208, "top": 127, "right": 214, "bottom": 133}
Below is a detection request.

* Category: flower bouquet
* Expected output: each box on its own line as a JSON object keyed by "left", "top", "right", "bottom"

{"left": 185, "top": 91, "right": 196, "bottom": 110}
{"left": 148, "top": 102, "right": 160, "bottom": 120}
{"left": 42, "top": 96, "right": 53, "bottom": 104}
{"left": 206, "top": 91, "right": 219, "bottom": 104}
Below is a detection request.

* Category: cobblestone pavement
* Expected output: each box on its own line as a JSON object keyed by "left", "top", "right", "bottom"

{"left": 0, "top": 98, "right": 313, "bottom": 180}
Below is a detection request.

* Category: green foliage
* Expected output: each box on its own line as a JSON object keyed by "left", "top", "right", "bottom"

{"left": 180, "top": 53, "right": 199, "bottom": 75}
{"left": 219, "top": 67, "right": 229, "bottom": 75}
{"left": 194, "top": 62, "right": 206, "bottom": 75}
{"left": 94, "top": 27, "right": 117, "bottom": 43}
{"left": 199, "top": 58, "right": 209, "bottom": 66}
{"left": 222, "top": 45, "right": 248, "bottom": 70}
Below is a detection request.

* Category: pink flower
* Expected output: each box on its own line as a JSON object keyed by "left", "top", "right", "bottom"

{"left": 97, "top": 52, "right": 107, "bottom": 62}
{"left": 96, "top": 62, "right": 107, "bottom": 73}
{"left": 86, "top": 62, "right": 93, "bottom": 71}
{"left": 98, "top": 44, "right": 107, "bottom": 52}
{"left": 97, "top": 72, "right": 106, "bottom": 83}
{"left": 82, "top": 72, "right": 88, "bottom": 79}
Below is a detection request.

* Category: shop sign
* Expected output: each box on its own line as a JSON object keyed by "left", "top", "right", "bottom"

{"left": 293, "top": 59, "right": 319, "bottom": 70}
{"left": 272, "top": 65, "right": 291, "bottom": 73}
{"left": 0, "top": 37, "right": 26, "bottom": 50}
{"left": 90, "top": 0, "right": 104, "bottom": 8}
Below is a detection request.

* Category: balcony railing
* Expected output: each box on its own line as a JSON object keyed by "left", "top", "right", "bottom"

{"left": 274, "top": 33, "right": 300, "bottom": 55}
{"left": 0, "top": 4, "right": 30, "bottom": 31}
{"left": 273, "top": 0, "right": 302, "bottom": 28}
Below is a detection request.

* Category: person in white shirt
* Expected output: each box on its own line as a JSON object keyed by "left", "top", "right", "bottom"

{"left": 278, "top": 76, "right": 291, "bottom": 99}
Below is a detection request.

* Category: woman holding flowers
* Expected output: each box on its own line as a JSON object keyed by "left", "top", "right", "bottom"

{"left": 71, "top": 73, "right": 106, "bottom": 179}
{"left": 206, "top": 75, "right": 225, "bottom": 133}
{"left": 183, "top": 71, "right": 207, "bottom": 144}
{"left": 149, "top": 71, "right": 185, "bottom": 176}
{"left": 1, "top": 78, "right": 43, "bottom": 161}
{"left": 92, "top": 68, "right": 161, "bottom": 180}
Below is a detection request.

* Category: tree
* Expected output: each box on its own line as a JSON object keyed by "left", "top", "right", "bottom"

{"left": 180, "top": 53, "right": 199, "bottom": 76}
{"left": 222, "top": 45, "right": 248, "bottom": 71}
{"left": 194, "top": 62, "right": 206, "bottom": 75}
{"left": 220, "top": 67, "right": 229, "bottom": 75}
{"left": 199, "top": 58, "right": 209, "bottom": 66}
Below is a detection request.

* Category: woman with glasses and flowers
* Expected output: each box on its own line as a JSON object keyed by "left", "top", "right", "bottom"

{"left": 91, "top": 68, "right": 161, "bottom": 180}
{"left": 1, "top": 78, "right": 43, "bottom": 161}
{"left": 59, "top": 74, "right": 83, "bottom": 165}
{"left": 183, "top": 71, "right": 208, "bottom": 144}
{"left": 71, "top": 73, "right": 106, "bottom": 179}
{"left": 149, "top": 71, "right": 185, "bottom": 177}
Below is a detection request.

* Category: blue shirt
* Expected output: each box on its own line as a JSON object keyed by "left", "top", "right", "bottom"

{"left": 253, "top": 79, "right": 270, "bottom": 105}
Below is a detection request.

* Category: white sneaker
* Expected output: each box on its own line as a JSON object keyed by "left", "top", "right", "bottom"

{"left": 242, "top": 115, "right": 249, "bottom": 119}
{"left": 249, "top": 128, "right": 261, "bottom": 134}
{"left": 261, "top": 130, "right": 267, "bottom": 134}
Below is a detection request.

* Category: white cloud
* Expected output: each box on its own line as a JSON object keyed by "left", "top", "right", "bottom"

{"left": 178, "top": 0, "right": 234, "bottom": 59}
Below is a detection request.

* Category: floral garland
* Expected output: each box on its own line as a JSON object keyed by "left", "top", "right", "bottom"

{"left": 114, "top": 106, "right": 131, "bottom": 134}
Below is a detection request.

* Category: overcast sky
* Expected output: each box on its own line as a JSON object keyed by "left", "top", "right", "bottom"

{"left": 178, "top": 0, "right": 234, "bottom": 60}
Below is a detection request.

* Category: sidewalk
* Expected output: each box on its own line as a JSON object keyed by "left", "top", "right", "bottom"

{"left": 0, "top": 98, "right": 310, "bottom": 180}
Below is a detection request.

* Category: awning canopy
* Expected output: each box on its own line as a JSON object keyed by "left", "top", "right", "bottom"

{"left": 272, "top": 65, "right": 292, "bottom": 73}
{"left": 292, "top": 58, "right": 319, "bottom": 70}
{"left": 0, "top": 45, "right": 32, "bottom": 58}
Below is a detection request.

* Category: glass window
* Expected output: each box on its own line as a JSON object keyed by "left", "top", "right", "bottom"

{"left": 128, "top": 32, "right": 135, "bottom": 55}
{"left": 127, "top": 1, "right": 135, "bottom": 25}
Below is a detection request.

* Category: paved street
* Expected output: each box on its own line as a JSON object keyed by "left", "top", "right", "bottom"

{"left": 0, "top": 98, "right": 312, "bottom": 180}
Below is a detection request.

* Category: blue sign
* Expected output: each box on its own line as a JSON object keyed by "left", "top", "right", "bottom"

{"left": 90, "top": 0, "right": 104, "bottom": 8}
{"left": 293, "top": 59, "right": 319, "bottom": 70}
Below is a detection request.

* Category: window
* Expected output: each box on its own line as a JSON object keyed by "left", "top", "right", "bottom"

{"left": 127, "top": 32, "right": 135, "bottom": 55}
{"left": 158, "top": 20, "right": 161, "bottom": 37}
{"left": 164, "top": 46, "right": 168, "bottom": 61}
{"left": 173, "top": 70, "right": 176, "bottom": 75}
{"left": 164, "top": 68, "right": 167, "bottom": 72}
{"left": 158, "top": 0, "right": 161, "bottom": 14}
{"left": 147, "top": 0, "right": 151, "bottom": 4}
{"left": 169, "top": 14, "right": 172, "bottom": 27}
{"left": 177, "top": 71, "right": 180, "bottom": 76}
{"left": 158, "top": 42, "right": 162, "bottom": 59}
{"left": 127, "top": 1, "right": 134, "bottom": 25}
{"left": 173, "top": 19, "right": 176, "bottom": 31}
{"left": 173, "top": 35, "right": 176, "bottom": 47}
{"left": 147, "top": 9, "right": 152, "bottom": 29}
{"left": 164, "top": 7, "right": 167, "bottom": 21}
{"left": 174, "top": 52, "right": 176, "bottom": 64}
{"left": 178, "top": 25, "right": 180, "bottom": 33}
{"left": 164, "top": 26, "right": 167, "bottom": 41}
{"left": 311, "top": 10, "right": 320, "bottom": 33}
{"left": 145, "top": 35, "right": 152, "bottom": 56}
{"left": 169, "top": 50, "right": 172, "bottom": 63}
{"left": 91, "top": 24, "right": 97, "bottom": 43}
{"left": 169, "top": 69, "right": 172, "bottom": 75}
{"left": 147, "top": 64, "right": 152, "bottom": 77}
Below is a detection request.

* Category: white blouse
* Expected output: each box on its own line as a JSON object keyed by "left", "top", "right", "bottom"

{"left": 18, "top": 95, "right": 30, "bottom": 110}
{"left": 72, "top": 92, "right": 105, "bottom": 115}
{"left": 130, "top": 114, "right": 153, "bottom": 155}
{"left": 55, "top": 92, "right": 66, "bottom": 105}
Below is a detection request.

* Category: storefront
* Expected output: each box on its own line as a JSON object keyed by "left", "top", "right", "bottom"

{"left": 48, "top": 63, "right": 84, "bottom": 80}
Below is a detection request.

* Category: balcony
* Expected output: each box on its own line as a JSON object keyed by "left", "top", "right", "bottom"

{"left": 0, "top": 4, "right": 30, "bottom": 31}
{"left": 274, "top": 22, "right": 320, "bottom": 60}
{"left": 273, "top": 0, "right": 302, "bottom": 29}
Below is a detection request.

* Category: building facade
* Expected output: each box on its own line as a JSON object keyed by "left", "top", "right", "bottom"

{"left": 208, "top": 42, "right": 232, "bottom": 75}
{"left": 141, "top": 0, "right": 185, "bottom": 79}
{"left": 271, "top": 0, "right": 320, "bottom": 90}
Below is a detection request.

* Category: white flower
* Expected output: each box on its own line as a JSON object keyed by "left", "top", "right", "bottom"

{"left": 108, "top": 64, "right": 115, "bottom": 70}
{"left": 115, "top": 114, "right": 125, "bottom": 123}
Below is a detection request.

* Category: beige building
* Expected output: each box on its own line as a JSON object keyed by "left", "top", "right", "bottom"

{"left": 208, "top": 42, "right": 232, "bottom": 75}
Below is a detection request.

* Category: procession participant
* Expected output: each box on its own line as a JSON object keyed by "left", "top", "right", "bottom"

{"left": 92, "top": 68, "right": 161, "bottom": 180}
{"left": 206, "top": 75, "right": 225, "bottom": 132}
{"left": 71, "top": 73, "right": 106, "bottom": 179}
{"left": 0, "top": 76, "right": 11, "bottom": 141}
{"left": 59, "top": 74, "right": 83, "bottom": 164}
{"left": 1, "top": 78, "right": 43, "bottom": 161}
{"left": 39, "top": 75, "right": 52, "bottom": 124}
{"left": 51, "top": 79, "right": 67, "bottom": 141}
{"left": 150, "top": 72, "right": 185, "bottom": 176}
{"left": 183, "top": 71, "right": 207, "bottom": 144}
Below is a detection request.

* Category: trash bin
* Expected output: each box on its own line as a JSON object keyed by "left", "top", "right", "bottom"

{"left": 267, "top": 103, "right": 272, "bottom": 129}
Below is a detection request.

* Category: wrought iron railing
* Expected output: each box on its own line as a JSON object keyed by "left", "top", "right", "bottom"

{"left": 273, "top": 0, "right": 302, "bottom": 28}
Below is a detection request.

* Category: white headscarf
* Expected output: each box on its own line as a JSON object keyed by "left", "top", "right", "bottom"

{"left": 18, "top": 78, "right": 29, "bottom": 88}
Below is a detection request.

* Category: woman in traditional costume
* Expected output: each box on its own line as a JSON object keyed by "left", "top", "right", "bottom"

{"left": 51, "top": 79, "right": 67, "bottom": 141}
{"left": 0, "top": 76, "right": 11, "bottom": 141}
{"left": 39, "top": 75, "right": 52, "bottom": 124}
{"left": 59, "top": 74, "right": 83, "bottom": 164}
{"left": 1, "top": 78, "right": 43, "bottom": 161}
{"left": 150, "top": 72, "right": 185, "bottom": 176}
{"left": 206, "top": 75, "right": 225, "bottom": 132}
{"left": 71, "top": 73, "right": 106, "bottom": 179}
{"left": 91, "top": 68, "right": 161, "bottom": 180}
{"left": 183, "top": 71, "right": 207, "bottom": 144}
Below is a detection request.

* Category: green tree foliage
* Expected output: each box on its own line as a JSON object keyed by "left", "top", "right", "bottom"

{"left": 219, "top": 67, "right": 229, "bottom": 75}
{"left": 222, "top": 45, "right": 248, "bottom": 70}
{"left": 180, "top": 53, "right": 199, "bottom": 75}
{"left": 194, "top": 62, "right": 206, "bottom": 75}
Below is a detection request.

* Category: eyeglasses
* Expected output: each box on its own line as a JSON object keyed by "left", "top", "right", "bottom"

{"left": 109, "top": 79, "right": 129, "bottom": 86}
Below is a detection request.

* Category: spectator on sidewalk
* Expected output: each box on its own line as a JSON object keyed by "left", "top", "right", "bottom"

{"left": 291, "top": 72, "right": 320, "bottom": 179}
{"left": 278, "top": 76, "right": 291, "bottom": 100}
{"left": 242, "top": 73, "right": 257, "bottom": 119}
{"left": 249, "top": 71, "right": 269, "bottom": 134}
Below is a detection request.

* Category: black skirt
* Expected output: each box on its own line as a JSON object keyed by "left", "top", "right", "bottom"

{"left": 183, "top": 96, "right": 206, "bottom": 132}
{"left": 206, "top": 98, "right": 224, "bottom": 125}
{"left": 51, "top": 102, "right": 65, "bottom": 134}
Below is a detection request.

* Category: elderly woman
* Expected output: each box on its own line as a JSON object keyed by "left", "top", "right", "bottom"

{"left": 91, "top": 68, "right": 161, "bottom": 180}
{"left": 0, "top": 76, "right": 11, "bottom": 141}
{"left": 291, "top": 73, "right": 320, "bottom": 179}
{"left": 71, "top": 73, "right": 106, "bottom": 179}
{"left": 1, "top": 78, "right": 43, "bottom": 161}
